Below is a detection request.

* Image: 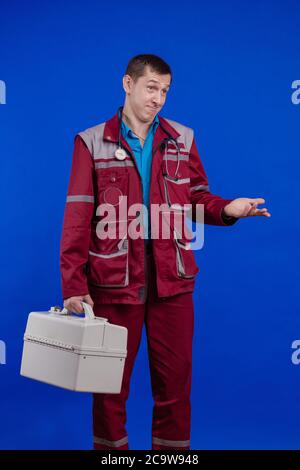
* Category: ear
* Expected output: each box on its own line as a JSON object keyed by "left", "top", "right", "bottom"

{"left": 122, "top": 74, "right": 133, "bottom": 94}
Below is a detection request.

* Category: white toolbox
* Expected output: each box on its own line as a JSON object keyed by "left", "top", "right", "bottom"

{"left": 20, "top": 302, "right": 128, "bottom": 393}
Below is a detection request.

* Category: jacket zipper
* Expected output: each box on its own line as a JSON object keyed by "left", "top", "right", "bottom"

{"left": 147, "top": 140, "right": 162, "bottom": 299}
{"left": 119, "top": 137, "right": 147, "bottom": 303}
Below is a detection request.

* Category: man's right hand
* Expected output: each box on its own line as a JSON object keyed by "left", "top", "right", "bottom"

{"left": 63, "top": 294, "right": 94, "bottom": 314}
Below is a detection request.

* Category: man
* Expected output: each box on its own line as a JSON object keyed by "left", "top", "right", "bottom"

{"left": 60, "top": 54, "right": 271, "bottom": 451}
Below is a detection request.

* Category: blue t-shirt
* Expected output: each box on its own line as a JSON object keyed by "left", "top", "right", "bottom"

{"left": 121, "top": 114, "right": 159, "bottom": 242}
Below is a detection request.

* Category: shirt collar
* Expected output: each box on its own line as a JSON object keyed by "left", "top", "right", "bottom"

{"left": 121, "top": 113, "right": 159, "bottom": 139}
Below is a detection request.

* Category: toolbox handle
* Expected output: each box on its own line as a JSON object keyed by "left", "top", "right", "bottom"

{"left": 80, "top": 301, "right": 108, "bottom": 322}
{"left": 81, "top": 301, "right": 95, "bottom": 320}
{"left": 55, "top": 302, "right": 108, "bottom": 322}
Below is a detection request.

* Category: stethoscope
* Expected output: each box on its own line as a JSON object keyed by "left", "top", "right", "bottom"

{"left": 115, "top": 106, "right": 182, "bottom": 180}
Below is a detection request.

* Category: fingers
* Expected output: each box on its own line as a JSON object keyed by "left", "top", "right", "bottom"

{"left": 256, "top": 210, "right": 271, "bottom": 217}
{"left": 249, "top": 198, "right": 265, "bottom": 205}
{"left": 63, "top": 296, "right": 85, "bottom": 314}
{"left": 249, "top": 206, "right": 271, "bottom": 217}
{"left": 246, "top": 203, "right": 257, "bottom": 216}
{"left": 83, "top": 294, "right": 94, "bottom": 308}
{"left": 245, "top": 199, "right": 271, "bottom": 217}
{"left": 63, "top": 294, "right": 95, "bottom": 314}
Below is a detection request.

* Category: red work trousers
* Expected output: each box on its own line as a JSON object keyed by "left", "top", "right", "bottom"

{"left": 92, "top": 243, "right": 194, "bottom": 450}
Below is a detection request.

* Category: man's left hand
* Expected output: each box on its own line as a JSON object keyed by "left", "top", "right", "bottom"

{"left": 223, "top": 198, "right": 271, "bottom": 218}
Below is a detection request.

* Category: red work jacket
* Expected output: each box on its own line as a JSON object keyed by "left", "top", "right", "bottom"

{"left": 60, "top": 110, "right": 238, "bottom": 304}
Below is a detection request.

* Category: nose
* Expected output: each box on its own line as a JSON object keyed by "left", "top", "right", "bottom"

{"left": 153, "top": 91, "right": 164, "bottom": 107}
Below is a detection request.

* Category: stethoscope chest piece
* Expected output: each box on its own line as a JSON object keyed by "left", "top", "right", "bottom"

{"left": 115, "top": 148, "right": 127, "bottom": 161}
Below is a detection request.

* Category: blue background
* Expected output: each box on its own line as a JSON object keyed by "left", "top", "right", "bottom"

{"left": 0, "top": 0, "right": 299, "bottom": 450}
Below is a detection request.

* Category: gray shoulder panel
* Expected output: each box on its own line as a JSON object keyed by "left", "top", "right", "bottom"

{"left": 164, "top": 118, "right": 194, "bottom": 152}
{"left": 77, "top": 122, "right": 106, "bottom": 156}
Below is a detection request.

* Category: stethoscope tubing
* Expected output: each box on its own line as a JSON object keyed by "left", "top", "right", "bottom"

{"left": 115, "top": 105, "right": 182, "bottom": 180}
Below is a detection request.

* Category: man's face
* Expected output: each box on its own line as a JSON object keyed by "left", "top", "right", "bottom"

{"left": 123, "top": 66, "right": 171, "bottom": 122}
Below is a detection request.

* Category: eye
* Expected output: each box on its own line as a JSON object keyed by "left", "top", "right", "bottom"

{"left": 147, "top": 86, "right": 154, "bottom": 91}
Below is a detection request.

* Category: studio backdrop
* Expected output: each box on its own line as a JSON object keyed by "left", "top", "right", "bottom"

{"left": 0, "top": 0, "right": 299, "bottom": 450}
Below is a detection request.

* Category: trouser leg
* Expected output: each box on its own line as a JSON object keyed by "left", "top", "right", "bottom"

{"left": 92, "top": 302, "right": 144, "bottom": 450}
{"left": 145, "top": 252, "right": 194, "bottom": 451}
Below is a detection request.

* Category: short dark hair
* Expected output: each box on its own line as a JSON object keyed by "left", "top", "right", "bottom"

{"left": 125, "top": 54, "right": 172, "bottom": 84}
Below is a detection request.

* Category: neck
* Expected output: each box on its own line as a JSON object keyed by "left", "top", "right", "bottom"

{"left": 121, "top": 104, "right": 153, "bottom": 140}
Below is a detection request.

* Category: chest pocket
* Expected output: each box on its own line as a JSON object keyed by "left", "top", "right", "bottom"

{"left": 162, "top": 172, "right": 191, "bottom": 210}
{"left": 97, "top": 169, "right": 129, "bottom": 206}
{"left": 161, "top": 147, "right": 191, "bottom": 209}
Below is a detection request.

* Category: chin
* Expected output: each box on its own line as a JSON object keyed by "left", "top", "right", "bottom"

{"left": 140, "top": 112, "right": 151, "bottom": 122}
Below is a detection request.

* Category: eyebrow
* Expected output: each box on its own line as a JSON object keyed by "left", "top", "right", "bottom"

{"left": 147, "top": 79, "right": 170, "bottom": 90}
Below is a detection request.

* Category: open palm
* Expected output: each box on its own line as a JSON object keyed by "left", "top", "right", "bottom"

{"left": 224, "top": 198, "right": 271, "bottom": 218}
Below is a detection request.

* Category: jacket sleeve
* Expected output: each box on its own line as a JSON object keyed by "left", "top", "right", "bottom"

{"left": 189, "top": 133, "right": 239, "bottom": 226}
{"left": 60, "top": 135, "right": 95, "bottom": 300}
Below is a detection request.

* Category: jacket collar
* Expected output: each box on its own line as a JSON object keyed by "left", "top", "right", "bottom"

{"left": 103, "top": 107, "right": 180, "bottom": 143}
